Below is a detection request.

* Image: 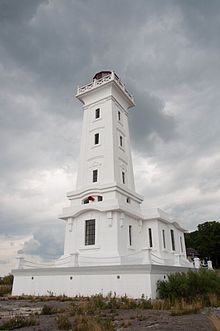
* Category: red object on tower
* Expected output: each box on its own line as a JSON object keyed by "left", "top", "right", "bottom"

{"left": 88, "top": 196, "right": 95, "bottom": 202}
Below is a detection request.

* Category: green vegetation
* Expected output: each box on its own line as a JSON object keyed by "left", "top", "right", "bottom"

{"left": 72, "top": 315, "right": 114, "bottom": 331}
{"left": 0, "top": 274, "right": 14, "bottom": 286}
{"left": 41, "top": 304, "right": 58, "bottom": 315}
{"left": 56, "top": 315, "right": 72, "bottom": 330}
{"left": 0, "top": 274, "right": 14, "bottom": 296}
{"left": 69, "top": 293, "right": 152, "bottom": 316}
{"left": 185, "top": 221, "right": 220, "bottom": 268}
{"left": 0, "top": 316, "right": 38, "bottom": 330}
{"left": 157, "top": 269, "right": 220, "bottom": 311}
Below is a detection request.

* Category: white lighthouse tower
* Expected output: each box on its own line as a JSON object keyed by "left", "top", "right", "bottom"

{"left": 12, "top": 71, "right": 193, "bottom": 298}
{"left": 61, "top": 71, "right": 144, "bottom": 263}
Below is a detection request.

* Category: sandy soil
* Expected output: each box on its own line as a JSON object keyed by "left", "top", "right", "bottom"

{"left": 0, "top": 298, "right": 219, "bottom": 331}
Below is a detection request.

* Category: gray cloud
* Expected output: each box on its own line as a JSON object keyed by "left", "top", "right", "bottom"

{"left": 18, "top": 224, "right": 64, "bottom": 259}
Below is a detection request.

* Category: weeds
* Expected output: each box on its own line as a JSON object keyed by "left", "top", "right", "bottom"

{"left": 0, "top": 316, "right": 38, "bottom": 330}
{"left": 56, "top": 315, "right": 72, "bottom": 330}
{"left": 72, "top": 315, "right": 114, "bottom": 331}
{"left": 41, "top": 304, "right": 57, "bottom": 315}
{"left": 170, "top": 298, "right": 203, "bottom": 316}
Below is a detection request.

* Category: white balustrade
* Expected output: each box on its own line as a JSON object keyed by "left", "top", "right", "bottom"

{"left": 76, "top": 72, "right": 134, "bottom": 103}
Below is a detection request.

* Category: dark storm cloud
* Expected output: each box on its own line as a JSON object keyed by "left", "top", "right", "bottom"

{"left": 0, "top": 0, "right": 220, "bottom": 265}
{"left": 0, "top": 0, "right": 48, "bottom": 22}
{"left": 129, "top": 87, "right": 176, "bottom": 154}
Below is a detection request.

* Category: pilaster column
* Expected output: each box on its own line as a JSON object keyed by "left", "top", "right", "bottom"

{"left": 142, "top": 248, "right": 152, "bottom": 264}
{"left": 70, "top": 252, "right": 79, "bottom": 267}
{"left": 16, "top": 256, "right": 24, "bottom": 269}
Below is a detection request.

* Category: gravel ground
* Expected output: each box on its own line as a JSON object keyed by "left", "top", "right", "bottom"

{"left": 0, "top": 298, "right": 219, "bottom": 331}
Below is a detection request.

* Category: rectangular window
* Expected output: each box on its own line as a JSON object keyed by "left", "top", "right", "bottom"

{"left": 180, "top": 236, "right": 183, "bottom": 252}
{"left": 93, "top": 169, "right": 98, "bottom": 182}
{"left": 122, "top": 171, "right": 125, "bottom": 184}
{"left": 170, "top": 229, "right": 175, "bottom": 251}
{"left": 85, "top": 219, "right": 95, "bottom": 245}
{"left": 98, "top": 195, "right": 103, "bottom": 202}
{"left": 119, "top": 135, "right": 123, "bottom": 147}
{"left": 129, "top": 225, "right": 132, "bottom": 246}
{"left": 148, "top": 228, "right": 153, "bottom": 248}
{"left": 94, "top": 133, "right": 99, "bottom": 145}
{"left": 95, "top": 108, "right": 100, "bottom": 119}
{"left": 118, "top": 111, "right": 121, "bottom": 121}
{"left": 162, "top": 229, "right": 166, "bottom": 249}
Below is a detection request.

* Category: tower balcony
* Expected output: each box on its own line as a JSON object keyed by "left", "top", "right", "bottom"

{"left": 76, "top": 71, "right": 135, "bottom": 107}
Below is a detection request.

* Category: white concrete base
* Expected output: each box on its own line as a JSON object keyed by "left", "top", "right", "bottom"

{"left": 12, "top": 264, "right": 192, "bottom": 299}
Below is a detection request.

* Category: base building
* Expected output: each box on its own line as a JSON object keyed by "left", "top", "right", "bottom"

{"left": 12, "top": 71, "right": 193, "bottom": 298}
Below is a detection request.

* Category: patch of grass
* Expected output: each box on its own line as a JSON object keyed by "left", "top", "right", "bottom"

{"left": 72, "top": 315, "right": 114, "bottom": 331}
{"left": 0, "top": 316, "right": 38, "bottom": 330}
{"left": 170, "top": 299, "right": 203, "bottom": 316}
{"left": 56, "top": 315, "right": 72, "bottom": 330}
{"left": 208, "top": 293, "right": 220, "bottom": 307}
{"left": 41, "top": 304, "right": 58, "bottom": 315}
{"left": 151, "top": 299, "right": 171, "bottom": 310}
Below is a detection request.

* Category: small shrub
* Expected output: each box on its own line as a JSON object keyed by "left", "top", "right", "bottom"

{"left": 0, "top": 274, "right": 14, "bottom": 285}
{"left": 138, "top": 297, "right": 153, "bottom": 309}
{"left": 97, "top": 317, "right": 115, "bottom": 331}
{"left": 0, "top": 285, "right": 12, "bottom": 297}
{"left": 56, "top": 315, "right": 72, "bottom": 330}
{"left": 0, "top": 316, "right": 37, "bottom": 330}
{"left": 73, "top": 315, "right": 102, "bottom": 331}
{"left": 41, "top": 304, "right": 57, "bottom": 315}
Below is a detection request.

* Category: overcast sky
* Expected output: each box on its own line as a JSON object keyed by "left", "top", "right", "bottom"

{"left": 0, "top": 0, "right": 220, "bottom": 275}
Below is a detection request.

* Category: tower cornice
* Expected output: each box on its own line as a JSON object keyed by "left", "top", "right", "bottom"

{"left": 66, "top": 183, "right": 144, "bottom": 203}
{"left": 76, "top": 71, "right": 135, "bottom": 108}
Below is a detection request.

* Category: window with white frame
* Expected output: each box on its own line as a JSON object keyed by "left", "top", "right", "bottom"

{"left": 94, "top": 133, "right": 99, "bottom": 145}
{"left": 170, "top": 229, "right": 175, "bottom": 251}
{"left": 122, "top": 171, "right": 125, "bottom": 184}
{"left": 95, "top": 108, "right": 100, "bottom": 119}
{"left": 85, "top": 219, "right": 95, "bottom": 245}
{"left": 148, "top": 228, "right": 153, "bottom": 248}
{"left": 119, "top": 135, "right": 123, "bottom": 147}
{"left": 180, "top": 236, "right": 183, "bottom": 252}
{"left": 118, "top": 111, "right": 121, "bottom": 121}
{"left": 92, "top": 169, "right": 98, "bottom": 182}
{"left": 129, "top": 225, "right": 132, "bottom": 246}
{"left": 162, "top": 229, "right": 166, "bottom": 249}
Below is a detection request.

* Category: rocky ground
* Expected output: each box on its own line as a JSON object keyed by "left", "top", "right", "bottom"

{"left": 0, "top": 297, "right": 219, "bottom": 331}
